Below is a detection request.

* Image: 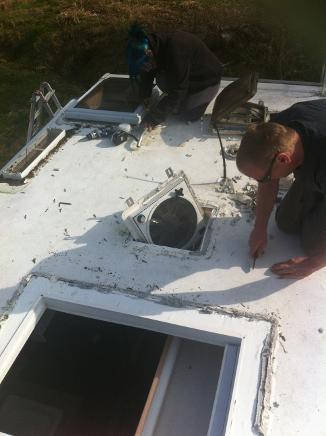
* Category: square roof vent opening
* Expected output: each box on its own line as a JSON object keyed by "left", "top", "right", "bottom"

{"left": 122, "top": 169, "right": 215, "bottom": 253}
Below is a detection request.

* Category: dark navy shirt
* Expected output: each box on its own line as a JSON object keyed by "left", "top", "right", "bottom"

{"left": 271, "top": 99, "right": 326, "bottom": 193}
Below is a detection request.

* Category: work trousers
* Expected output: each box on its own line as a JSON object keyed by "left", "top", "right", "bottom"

{"left": 156, "top": 74, "right": 220, "bottom": 122}
{"left": 275, "top": 175, "right": 326, "bottom": 256}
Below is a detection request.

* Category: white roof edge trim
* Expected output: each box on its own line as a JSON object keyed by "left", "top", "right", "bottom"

{"left": 0, "top": 98, "right": 76, "bottom": 177}
{"left": 221, "top": 76, "right": 322, "bottom": 87}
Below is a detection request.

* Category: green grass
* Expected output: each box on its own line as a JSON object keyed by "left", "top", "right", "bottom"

{"left": 0, "top": 0, "right": 325, "bottom": 168}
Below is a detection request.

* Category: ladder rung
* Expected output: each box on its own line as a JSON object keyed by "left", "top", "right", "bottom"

{"left": 44, "top": 90, "right": 55, "bottom": 99}
{"left": 27, "top": 82, "right": 62, "bottom": 142}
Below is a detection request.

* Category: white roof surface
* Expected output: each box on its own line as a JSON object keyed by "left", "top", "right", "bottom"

{"left": 0, "top": 79, "right": 325, "bottom": 435}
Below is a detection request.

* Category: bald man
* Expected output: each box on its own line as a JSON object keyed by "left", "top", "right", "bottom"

{"left": 236, "top": 99, "right": 326, "bottom": 279}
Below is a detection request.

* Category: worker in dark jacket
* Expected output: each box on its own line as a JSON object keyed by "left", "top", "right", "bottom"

{"left": 236, "top": 99, "right": 326, "bottom": 279}
{"left": 127, "top": 24, "right": 223, "bottom": 128}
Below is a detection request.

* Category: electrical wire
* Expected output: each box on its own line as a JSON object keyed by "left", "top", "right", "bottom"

{"left": 122, "top": 131, "right": 140, "bottom": 143}
{"left": 215, "top": 125, "right": 227, "bottom": 179}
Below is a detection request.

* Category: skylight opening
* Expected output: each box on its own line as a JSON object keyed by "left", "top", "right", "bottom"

{"left": 0, "top": 310, "right": 225, "bottom": 436}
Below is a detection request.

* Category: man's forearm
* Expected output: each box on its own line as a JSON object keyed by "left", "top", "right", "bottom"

{"left": 254, "top": 180, "right": 279, "bottom": 229}
{"left": 147, "top": 96, "right": 174, "bottom": 125}
{"left": 139, "top": 71, "right": 155, "bottom": 100}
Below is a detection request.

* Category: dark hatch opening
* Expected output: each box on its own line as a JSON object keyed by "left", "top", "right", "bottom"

{"left": 0, "top": 310, "right": 166, "bottom": 436}
{"left": 76, "top": 77, "right": 141, "bottom": 112}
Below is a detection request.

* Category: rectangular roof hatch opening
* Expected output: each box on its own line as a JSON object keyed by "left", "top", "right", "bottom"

{"left": 76, "top": 76, "right": 141, "bottom": 112}
{"left": 63, "top": 74, "right": 160, "bottom": 125}
{"left": 0, "top": 276, "right": 272, "bottom": 435}
{"left": 0, "top": 310, "right": 225, "bottom": 436}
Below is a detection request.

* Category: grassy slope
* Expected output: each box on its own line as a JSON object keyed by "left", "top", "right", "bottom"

{"left": 0, "top": 0, "right": 323, "bottom": 168}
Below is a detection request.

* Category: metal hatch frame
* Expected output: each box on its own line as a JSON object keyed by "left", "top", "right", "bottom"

{"left": 63, "top": 73, "right": 151, "bottom": 125}
{"left": 211, "top": 73, "right": 269, "bottom": 133}
{"left": 0, "top": 127, "right": 66, "bottom": 181}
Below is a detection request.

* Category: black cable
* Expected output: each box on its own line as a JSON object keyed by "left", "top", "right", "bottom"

{"left": 123, "top": 131, "right": 140, "bottom": 143}
{"left": 215, "top": 125, "right": 227, "bottom": 179}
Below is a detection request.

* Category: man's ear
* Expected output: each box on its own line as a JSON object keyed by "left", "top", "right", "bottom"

{"left": 277, "top": 152, "right": 291, "bottom": 164}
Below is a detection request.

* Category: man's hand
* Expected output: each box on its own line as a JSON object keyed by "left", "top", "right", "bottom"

{"left": 143, "top": 121, "right": 158, "bottom": 131}
{"left": 271, "top": 255, "right": 325, "bottom": 279}
{"left": 142, "top": 112, "right": 159, "bottom": 131}
{"left": 249, "top": 226, "right": 268, "bottom": 258}
{"left": 249, "top": 180, "right": 279, "bottom": 259}
{"left": 142, "top": 98, "right": 151, "bottom": 109}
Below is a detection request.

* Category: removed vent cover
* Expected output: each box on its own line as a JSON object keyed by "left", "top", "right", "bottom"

{"left": 211, "top": 73, "right": 269, "bottom": 133}
{"left": 122, "top": 169, "right": 205, "bottom": 250}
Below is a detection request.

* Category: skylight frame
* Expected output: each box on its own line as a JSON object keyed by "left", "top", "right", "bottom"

{"left": 0, "top": 275, "right": 273, "bottom": 436}
{"left": 63, "top": 73, "right": 146, "bottom": 125}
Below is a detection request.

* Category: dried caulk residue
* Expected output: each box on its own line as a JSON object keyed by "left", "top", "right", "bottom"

{"left": 212, "top": 183, "right": 257, "bottom": 223}
{"left": 225, "top": 143, "right": 240, "bottom": 160}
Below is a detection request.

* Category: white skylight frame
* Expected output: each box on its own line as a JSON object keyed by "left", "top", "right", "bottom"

{"left": 63, "top": 73, "right": 146, "bottom": 125}
{"left": 0, "top": 275, "right": 273, "bottom": 436}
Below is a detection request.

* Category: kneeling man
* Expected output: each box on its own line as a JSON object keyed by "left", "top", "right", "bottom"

{"left": 127, "top": 24, "right": 223, "bottom": 128}
{"left": 236, "top": 99, "right": 326, "bottom": 279}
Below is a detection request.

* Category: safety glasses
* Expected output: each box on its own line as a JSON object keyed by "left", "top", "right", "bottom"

{"left": 257, "top": 153, "right": 278, "bottom": 183}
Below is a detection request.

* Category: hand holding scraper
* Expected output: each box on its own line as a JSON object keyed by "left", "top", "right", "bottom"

{"left": 252, "top": 252, "right": 258, "bottom": 270}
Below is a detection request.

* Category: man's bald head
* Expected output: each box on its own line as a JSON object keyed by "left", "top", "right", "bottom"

{"left": 236, "top": 122, "right": 297, "bottom": 172}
